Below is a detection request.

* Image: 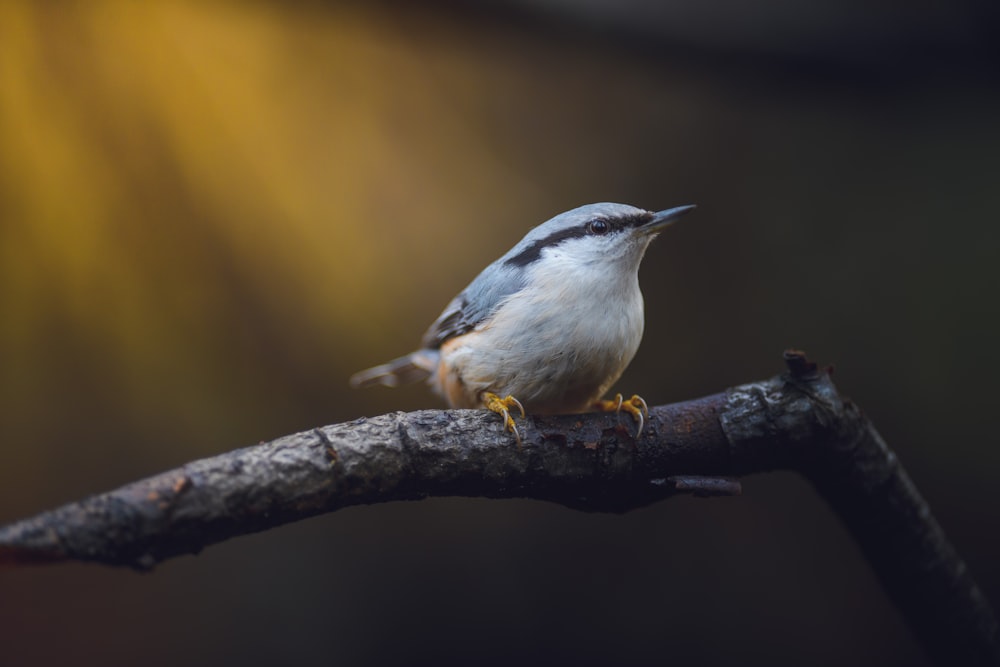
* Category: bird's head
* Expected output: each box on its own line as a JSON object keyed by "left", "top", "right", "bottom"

{"left": 502, "top": 202, "right": 695, "bottom": 273}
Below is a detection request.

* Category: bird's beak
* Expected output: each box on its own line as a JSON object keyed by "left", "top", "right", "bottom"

{"left": 642, "top": 204, "right": 696, "bottom": 233}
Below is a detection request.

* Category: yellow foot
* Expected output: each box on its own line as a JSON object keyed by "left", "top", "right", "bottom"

{"left": 482, "top": 391, "right": 526, "bottom": 445}
{"left": 593, "top": 393, "right": 649, "bottom": 437}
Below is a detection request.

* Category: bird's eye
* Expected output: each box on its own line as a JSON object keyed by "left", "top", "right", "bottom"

{"left": 588, "top": 219, "right": 610, "bottom": 235}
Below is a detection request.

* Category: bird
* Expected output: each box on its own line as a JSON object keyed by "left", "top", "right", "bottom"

{"left": 350, "top": 202, "right": 695, "bottom": 443}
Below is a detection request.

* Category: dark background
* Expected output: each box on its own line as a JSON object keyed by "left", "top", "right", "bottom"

{"left": 1, "top": 2, "right": 998, "bottom": 665}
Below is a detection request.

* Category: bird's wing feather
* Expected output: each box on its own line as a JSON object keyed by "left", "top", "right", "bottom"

{"left": 421, "top": 262, "right": 526, "bottom": 349}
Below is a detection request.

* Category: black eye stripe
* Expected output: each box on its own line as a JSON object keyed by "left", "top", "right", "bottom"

{"left": 504, "top": 227, "right": 588, "bottom": 267}
{"left": 504, "top": 212, "right": 653, "bottom": 267}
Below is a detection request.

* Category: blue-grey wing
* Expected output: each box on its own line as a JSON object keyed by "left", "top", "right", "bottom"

{"left": 420, "top": 262, "right": 526, "bottom": 349}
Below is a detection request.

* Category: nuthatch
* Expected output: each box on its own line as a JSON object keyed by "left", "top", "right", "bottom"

{"left": 350, "top": 202, "right": 695, "bottom": 443}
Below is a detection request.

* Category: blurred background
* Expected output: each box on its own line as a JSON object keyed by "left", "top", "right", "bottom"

{"left": 1, "top": 1, "right": 998, "bottom": 665}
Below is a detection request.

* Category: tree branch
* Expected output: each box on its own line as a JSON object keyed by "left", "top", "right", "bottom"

{"left": 0, "top": 351, "right": 996, "bottom": 666}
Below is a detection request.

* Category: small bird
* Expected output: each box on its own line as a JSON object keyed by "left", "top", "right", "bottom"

{"left": 350, "top": 202, "right": 695, "bottom": 443}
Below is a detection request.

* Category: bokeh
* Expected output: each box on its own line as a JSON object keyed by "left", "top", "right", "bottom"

{"left": 1, "top": 2, "right": 998, "bottom": 666}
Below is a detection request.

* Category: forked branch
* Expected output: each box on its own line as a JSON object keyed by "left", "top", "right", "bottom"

{"left": 0, "top": 351, "right": 996, "bottom": 666}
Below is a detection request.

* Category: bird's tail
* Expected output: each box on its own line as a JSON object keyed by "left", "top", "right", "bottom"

{"left": 349, "top": 349, "right": 439, "bottom": 389}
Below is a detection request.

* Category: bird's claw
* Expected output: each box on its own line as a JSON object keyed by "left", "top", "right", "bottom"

{"left": 483, "top": 392, "right": 525, "bottom": 446}
{"left": 594, "top": 393, "right": 649, "bottom": 436}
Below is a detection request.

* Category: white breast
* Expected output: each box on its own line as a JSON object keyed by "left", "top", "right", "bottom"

{"left": 438, "top": 251, "right": 646, "bottom": 413}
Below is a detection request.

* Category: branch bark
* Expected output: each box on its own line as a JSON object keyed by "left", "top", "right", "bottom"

{"left": 0, "top": 351, "right": 996, "bottom": 666}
